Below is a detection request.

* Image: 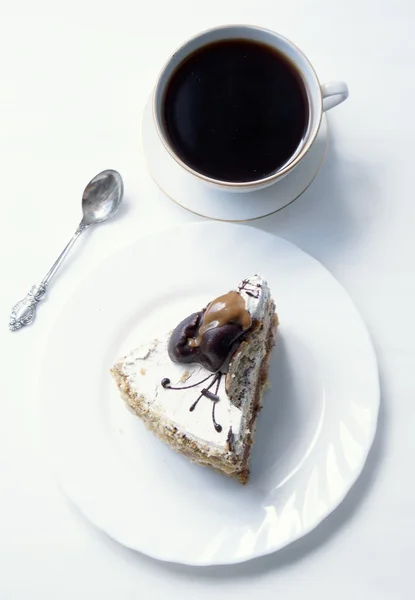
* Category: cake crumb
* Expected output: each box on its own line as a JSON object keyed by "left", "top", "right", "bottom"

{"left": 140, "top": 368, "right": 146, "bottom": 376}
{"left": 180, "top": 370, "right": 191, "bottom": 383}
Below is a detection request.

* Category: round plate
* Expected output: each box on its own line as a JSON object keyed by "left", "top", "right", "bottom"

{"left": 142, "top": 96, "right": 328, "bottom": 222}
{"left": 40, "top": 222, "right": 379, "bottom": 565}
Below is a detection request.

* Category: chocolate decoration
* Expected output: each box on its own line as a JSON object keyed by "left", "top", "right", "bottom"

{"left": 212, "top": 402, "right": 222, "bottom": 433}
{"left": 189, "top": 291, "right": 251, "bottom": 348}
{"left": 210, "top": 373, "right": 223, "bottom": 433}
{"left": 168, "top": 317, "right": 244, "bottom": 374}
{"left": 168, "top": 311, "right": 203, "bottom": 364}
{"left": 189, "top": 373, "right": 219, "bottom": 412}
{"left": 199, "top": 323, "right": 246, "bottom": 373}
{"left": 162, "top": 372, "right": 215, "bottom": 391}
{"left": 162, "top": 371, "right": 224, "bottom": 433}
{"left": 168, "top": 290, "right": 252, "bottom": 374}
{"left": 163, "top": 283, "right": 258, "bottom": 433}
{"left": 202, "top": 389, "right": 220, "bottom": 401}
{"left": 239, "top": 278, "right": 262, "bottom": 299}
{"left": 198, "top": 326, "right": 244, "bottom": 372}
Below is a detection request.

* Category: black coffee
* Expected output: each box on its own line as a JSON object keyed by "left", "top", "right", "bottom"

{"left": 163, "top": 39, "right": 309, "bottom": 183}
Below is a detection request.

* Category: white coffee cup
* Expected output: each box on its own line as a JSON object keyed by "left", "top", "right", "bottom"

{"left": 153, "top": 25, "right": 349, "bottom": 192}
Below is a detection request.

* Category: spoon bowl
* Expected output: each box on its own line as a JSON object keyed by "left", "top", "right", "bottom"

{"left": 82, "top": 169, "right": 124, "bottom": 226}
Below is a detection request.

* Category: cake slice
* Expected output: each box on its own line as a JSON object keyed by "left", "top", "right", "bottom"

{"left": 111, "top": 274, "right": 278, "bottom": 483}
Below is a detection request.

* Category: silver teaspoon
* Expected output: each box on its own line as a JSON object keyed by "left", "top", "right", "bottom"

{"left": 9, "top": 169, "right": 124, "bottom": 331}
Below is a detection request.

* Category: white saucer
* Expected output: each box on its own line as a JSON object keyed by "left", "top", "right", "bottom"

{"left": 39, "top": 222, "right": 379, "bottom": 566}
{"left": 142, "top": 97, "right": 328, "bottom": 221}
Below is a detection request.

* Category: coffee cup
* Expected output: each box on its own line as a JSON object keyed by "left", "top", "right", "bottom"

{"left": 153, "top": 25, "right": 348, "bottom": 192}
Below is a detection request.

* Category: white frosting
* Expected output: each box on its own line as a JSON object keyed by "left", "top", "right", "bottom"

{"left": 238, "top": 273, "right": 269, "bottom": 322}
{"left": 118, "top": 275, "right": 268, "bottom": 451}
{"left": 121, "top": 337, "right": 241, "bottom": 449}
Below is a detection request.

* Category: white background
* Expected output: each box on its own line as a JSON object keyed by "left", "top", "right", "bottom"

{"left": 0, "top": 0, "right": 413, "bottom": 598}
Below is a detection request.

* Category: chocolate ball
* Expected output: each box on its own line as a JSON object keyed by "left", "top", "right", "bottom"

{"left": 168, "top": 311, "right": 203, "bottom": 364}
{"left": 168, "top": 312, "right": 247, "bottom": 373}
{"left": 199, "top": 323, "right": 244, "bottom": 372}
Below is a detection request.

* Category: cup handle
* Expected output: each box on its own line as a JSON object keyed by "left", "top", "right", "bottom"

{"left": 321, "top": 81, "right": 349, "bottom": 112}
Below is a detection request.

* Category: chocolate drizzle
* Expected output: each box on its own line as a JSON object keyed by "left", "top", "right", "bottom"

{"left": 211, "top": 399, "right": 222, "bottom": 433}
{"left": 161, "top": 372, "right": 214, "bottom": 390}
{"left": 211, "top": 372, "right": 223, "bottom": 433}
{"left": 238, "top": 278, "right": 262, "bottom": 299}
{"left": 189, "top": 373, "right": 223, "bottom": 432}
{"left": 189, "top": 372, "right": 219, "bottom": 412}
{"left": 202, "top": 389, "right": 220, "bottom": 401}
{"left": 163, "top": 371, "right": 223, "bottom": 433}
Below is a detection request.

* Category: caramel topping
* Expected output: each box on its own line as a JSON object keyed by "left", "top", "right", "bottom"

{"left": 188, "top": 291, "right": 251, "bottom": 348}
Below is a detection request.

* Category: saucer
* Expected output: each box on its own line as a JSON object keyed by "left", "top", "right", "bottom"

{"left": 142, "top": 97, "right": 328, "bottom": 221}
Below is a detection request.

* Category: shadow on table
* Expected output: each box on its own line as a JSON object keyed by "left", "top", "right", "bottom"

{"left": 246, "top": 120, "right": 379, "bottom": 264}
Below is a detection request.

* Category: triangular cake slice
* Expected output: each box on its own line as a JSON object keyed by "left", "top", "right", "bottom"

{"left": 111, "top": 275, "right": 278, "bottom": 483}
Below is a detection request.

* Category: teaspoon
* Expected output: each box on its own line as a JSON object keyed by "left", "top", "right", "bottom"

{"left": 9, "top": 169, "right": 124, "bottom": 331}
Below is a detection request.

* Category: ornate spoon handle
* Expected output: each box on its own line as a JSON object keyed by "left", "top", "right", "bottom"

{"left": 9, "top": 221, "right": 88, "bottom": 331}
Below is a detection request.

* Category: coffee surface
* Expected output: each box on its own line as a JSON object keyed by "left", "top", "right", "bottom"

{"left": 163, "top": 39, "right": 309, "bottom": 182}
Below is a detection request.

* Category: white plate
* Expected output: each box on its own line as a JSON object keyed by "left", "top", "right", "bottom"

{"left": 40, "top": 222, "right": 379, "bottom": 566}
{"left": 142, "top": 96, "right": 328, "bottom": 221}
